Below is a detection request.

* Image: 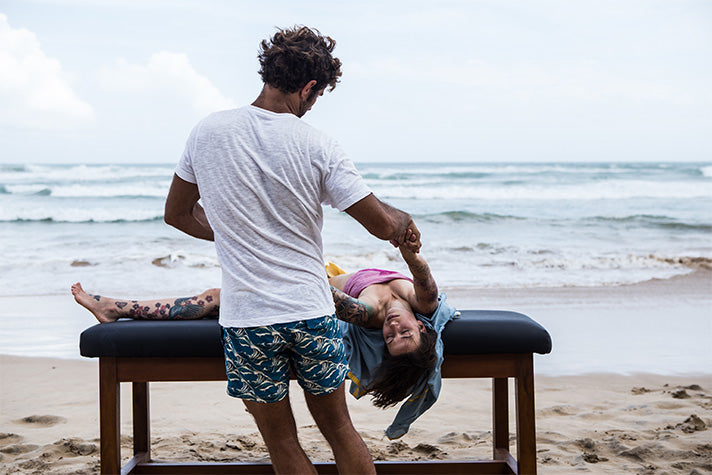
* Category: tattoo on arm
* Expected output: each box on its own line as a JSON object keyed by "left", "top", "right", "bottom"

{"left": 414, "top": 276, "right": 438, "bottom": 303}
{"left": 409, "top": 261, "right": 439, "bottom": 312}
{"left": 331, "top": 287, "right": 375, "bottom": 327}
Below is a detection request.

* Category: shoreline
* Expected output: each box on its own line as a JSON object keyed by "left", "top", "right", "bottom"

{"left": 444, "top": 269, "right": 712, "bottom": 376}
{"left": 1, "top": 355, "right": 710, "bottom": 474}
{"left": 441, "top": 267, "right": 712, "bottom": 306}
{"left": 1, "top": 265, "right": 709, "bottom": 299}
{"left": 0, "top": 269, "right": 710, "bottom": 374}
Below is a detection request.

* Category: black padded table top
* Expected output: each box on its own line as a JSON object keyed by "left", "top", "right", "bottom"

{"left": 79, "top": 310, "right": 552, "bottom": 358}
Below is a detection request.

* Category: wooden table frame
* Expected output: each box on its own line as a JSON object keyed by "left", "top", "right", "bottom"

{"left": 98, "top": 353, "right": 538, "bottom": 474}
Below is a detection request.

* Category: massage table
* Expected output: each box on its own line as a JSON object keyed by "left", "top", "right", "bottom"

{"left": 80, "top": 310, "right": 552, "bottom": 474}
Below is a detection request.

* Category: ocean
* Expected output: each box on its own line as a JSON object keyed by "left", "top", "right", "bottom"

{"left": 1, "top": 161, "right": 710, "bottom": 298}
{"left": 1, "top": 161, "right": 711, "bottom": 369}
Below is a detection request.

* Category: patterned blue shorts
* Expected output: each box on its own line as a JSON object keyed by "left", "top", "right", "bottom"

{"left": 222, "top": 314, "right": 349, "bottom": 403}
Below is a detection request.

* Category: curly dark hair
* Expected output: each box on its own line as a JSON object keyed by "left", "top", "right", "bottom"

{"left": 366, "top": 327, "right": 438, "bottom": 408}
{"left": 258, "top": 26, "right": 342, "bottom": 95}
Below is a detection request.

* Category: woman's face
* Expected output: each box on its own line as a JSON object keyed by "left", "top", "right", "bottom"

{"left": 382, "top": 300, "right": 426, "bottom": 356}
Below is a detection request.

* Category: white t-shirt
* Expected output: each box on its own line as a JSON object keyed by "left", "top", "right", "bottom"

{"left": 175, "top": 105, "right": 371, "bottom": 328}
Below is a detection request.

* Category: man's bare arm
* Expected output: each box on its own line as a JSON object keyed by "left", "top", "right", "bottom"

{"left": 331, "top": 286, "right": 377, "bottom": 328}
{"left": 164, "top": 174, "right": 214, "bottom": 241}
{"left": 344, "top": 193, "right": 421, "bottom": 251}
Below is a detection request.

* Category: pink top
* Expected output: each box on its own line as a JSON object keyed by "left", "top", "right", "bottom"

{"left": 342, "top": 268, "right": 413, "bottom": 298}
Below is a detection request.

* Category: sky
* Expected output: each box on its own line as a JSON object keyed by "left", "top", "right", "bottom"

{"left": 1, "top": 0, "right": 710, "bottom": 164}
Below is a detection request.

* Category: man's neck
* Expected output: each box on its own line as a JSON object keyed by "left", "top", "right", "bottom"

{"left": 252, "top": 85, "right": 299, "bottom": 116}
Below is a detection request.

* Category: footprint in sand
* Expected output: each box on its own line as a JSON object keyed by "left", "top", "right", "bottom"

{"left": 582, "top": 452, "right": 609, "bottom": 463}
{"left": 233, "top": 436, "right": 258, "bottom": 450}
{"left": 654, "top": 401, "right": 686, "bottom": 410}
{"left": 225, "top": 436, "right": 258, "bottom": 451}
{"left": 387, "top": 441, "right": 409, "bottom": 455}
{"left": 671, "top": 389, "right": 691, "bottom": 399}
{"left": 0, "top": 433, "right": 23, "bottom": 448}
{"left": 667, "top": 414, "right": 707, "bottom": 433}
{"left": 618, "top": 444, "right": 654, "bottom": 462}
{"left": 16, "top": 458, "right": 50, "bottom": 473}
{"left": 436, "top": 432, "right": 476, "bottom": 445}
{"left": 374, "top": 441, "right": 447, "bottom": 461}
{"left": 54, "top": 438, "right": 97, "bottom": 456}
{"left": 576, "top": 411, "right": 611, "bottom": 421}
{"left": 683, "top": 384, "right": 703, "bottom": 391}
{"left": 15, "top": 415, "right": 67, "bottom": 427}
{"left": 0, "top": 443, "right": 40, "bottom": 455}
{"left": 536, "top": 431, "right": 568, "bottom": 445}
{"left": 575, "top": 438, "right": 596, "bottom": 450}
{"left": 413, "top": 443, "right": 447, "bottom": 459}
{"left": 538, "top": 405, "right": 577, "bottom": 416}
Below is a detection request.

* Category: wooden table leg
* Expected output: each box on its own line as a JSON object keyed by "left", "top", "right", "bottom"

{"left": 515, "top": 355, "right": 537, "bottom": 475}
{"left": 132, "top": 381, "right": 150, "bottom": 461}
{"left": 99, "top": 358, "right": 121, "bottom": 475}
{"left": 492, "top": 377, "right": 509, "bottom": 458}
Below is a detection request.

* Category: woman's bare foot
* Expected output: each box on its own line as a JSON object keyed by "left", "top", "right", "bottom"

{"left": 71, "top": 282, "right": 120, "bottom": 323}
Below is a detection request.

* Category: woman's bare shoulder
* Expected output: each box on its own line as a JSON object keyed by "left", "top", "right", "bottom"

{"left": 328, "top": 272, "right": 354, "bottom": 291}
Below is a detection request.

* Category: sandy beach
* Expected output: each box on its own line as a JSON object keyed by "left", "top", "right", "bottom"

{"left": 1, "top": 358, "right": 710, "bottom": 474}
{"left": 1, "top": 271, "right": 711, "bottom": 474}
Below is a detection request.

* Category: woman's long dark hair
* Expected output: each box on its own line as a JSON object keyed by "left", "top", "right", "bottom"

{"left": 366, "top": 327, "right": 438, "bottom": 408}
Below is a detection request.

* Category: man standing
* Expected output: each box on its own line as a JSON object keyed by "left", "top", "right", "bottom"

{"left": 164, "top": 26, "right": 419, "bottom": 474}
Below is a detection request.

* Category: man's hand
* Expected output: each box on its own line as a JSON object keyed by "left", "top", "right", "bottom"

{"left": 390, "top": 221, "right": 421, "bottom": 253}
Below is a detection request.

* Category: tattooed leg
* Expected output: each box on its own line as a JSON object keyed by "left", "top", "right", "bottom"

{"left": 71, "top": 282, "right": 124, "bottom": 323}
{"left": 71, "top": 283, "right": 220, "bottom": 323}
{"left": 162, "top": 289, "right": 221, "bottom": 320}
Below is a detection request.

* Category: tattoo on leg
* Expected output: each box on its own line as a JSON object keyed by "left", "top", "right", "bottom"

{"left": 168, "top": 296, "right": 204, "bottom": 319}
{"left": 128, "top": 302, "right": 141, "bottom": 318}
{"left": 93, "top": 295, "right": 101, "bottom": 301}
{"left": 115, "top": 301, "right": 128, "bottom": 309}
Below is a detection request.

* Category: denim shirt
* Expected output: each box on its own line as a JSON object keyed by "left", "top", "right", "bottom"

{"left": 339, "top": 293, "right": 460, "bottom": 439}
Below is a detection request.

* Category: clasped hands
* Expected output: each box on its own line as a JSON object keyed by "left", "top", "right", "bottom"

{"left": 389, "top": 220, "right": 421, "bottom": 254}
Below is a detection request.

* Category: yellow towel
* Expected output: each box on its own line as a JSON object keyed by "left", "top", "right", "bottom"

{"left": 325, "top": 261, "right": 347, "bottom": 278}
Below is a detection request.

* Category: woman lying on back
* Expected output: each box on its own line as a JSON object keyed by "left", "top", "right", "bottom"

{"left": 73, "top": 244, "right": 457, "bottom": 435}
{"left": 73, "top": 245, "right": 437, "bottom": 358}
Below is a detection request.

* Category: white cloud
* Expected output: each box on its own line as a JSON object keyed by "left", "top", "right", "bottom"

{"left": 0, "top": 13, "right": 94, "bottom": 129}
{"left": 100, "top": 51, "right": 236, "bottom": 116}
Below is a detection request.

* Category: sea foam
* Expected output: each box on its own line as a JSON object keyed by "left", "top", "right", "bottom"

{"left": 1, "top": 161, "right": 710, "bottom": 296}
